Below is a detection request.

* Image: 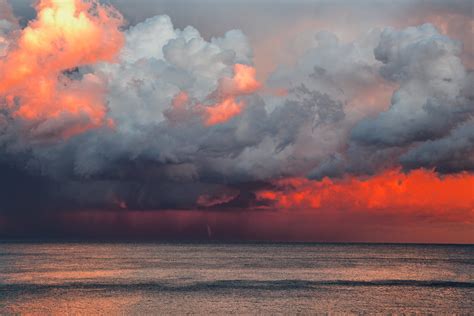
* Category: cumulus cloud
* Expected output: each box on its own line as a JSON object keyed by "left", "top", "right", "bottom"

{"left": 0, "top": 0, "right": 472, "bottom": 221}
{"left": 0, "top": 0, "right": 124, "bottom": 140}
{"left": 352, "top": 24, "right": 470, "bottom": 145}
{"left": 346, "top": 24, "right": 473, "bottom": 175}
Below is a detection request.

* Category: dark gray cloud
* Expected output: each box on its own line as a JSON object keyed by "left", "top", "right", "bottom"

{"left": 400, "top": 120, "right": 474, "bottom": 173}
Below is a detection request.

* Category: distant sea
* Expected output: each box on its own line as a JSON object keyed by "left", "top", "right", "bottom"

{"left": 0, "top": 242, "right": 472, "bottom": 314}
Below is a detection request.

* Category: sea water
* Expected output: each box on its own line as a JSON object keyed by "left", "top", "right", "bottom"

{"left": 0, "top": 242, "right": 472, "bottom": 314}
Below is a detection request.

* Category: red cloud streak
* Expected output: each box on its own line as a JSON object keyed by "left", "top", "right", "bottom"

{"left": 257, "top": 169, "right": 474, "bottom": 223}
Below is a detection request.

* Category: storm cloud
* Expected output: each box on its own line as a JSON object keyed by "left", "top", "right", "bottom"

{"left": 0, "top": 0, "right": 472, "bottom": 240}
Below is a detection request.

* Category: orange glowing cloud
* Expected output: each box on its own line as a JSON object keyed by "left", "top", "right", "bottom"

{"left": 172, "top": 91, "right": 190, "bottom": 109}
{"left": 0, "top": 0, "right": 124, "bottom": 138}
{"left": 205, "top": 97, "right": 244, "bottom": 126}
{"left": 204, "top": 63, "right": 261, "bottom": 126}
{"left": 220, "top": 63, "right": 262, "bottom": 95}
{"left": 257, "top": 169, "right": 474, "bottom": 222}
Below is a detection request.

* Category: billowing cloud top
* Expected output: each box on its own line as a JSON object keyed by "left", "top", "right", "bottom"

{"left": 0, "top": 0, "right": 472, "bottom": 241}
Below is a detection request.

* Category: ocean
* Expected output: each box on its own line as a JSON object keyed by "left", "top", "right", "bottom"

{"left": 0, "top": 242, "right": 472, "bottom": 314}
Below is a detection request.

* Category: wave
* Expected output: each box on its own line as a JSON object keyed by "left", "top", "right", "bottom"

{"left": 0, "top": 279, "right": 472, "bottom": 295}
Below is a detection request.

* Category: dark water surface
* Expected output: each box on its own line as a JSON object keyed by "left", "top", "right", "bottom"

{"left": 0, "top": 242, "right": 472, "bottom": 314}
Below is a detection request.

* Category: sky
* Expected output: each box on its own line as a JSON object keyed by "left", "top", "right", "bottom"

{"left": 0, "top": 0, "right": 473, "bottom": 242}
